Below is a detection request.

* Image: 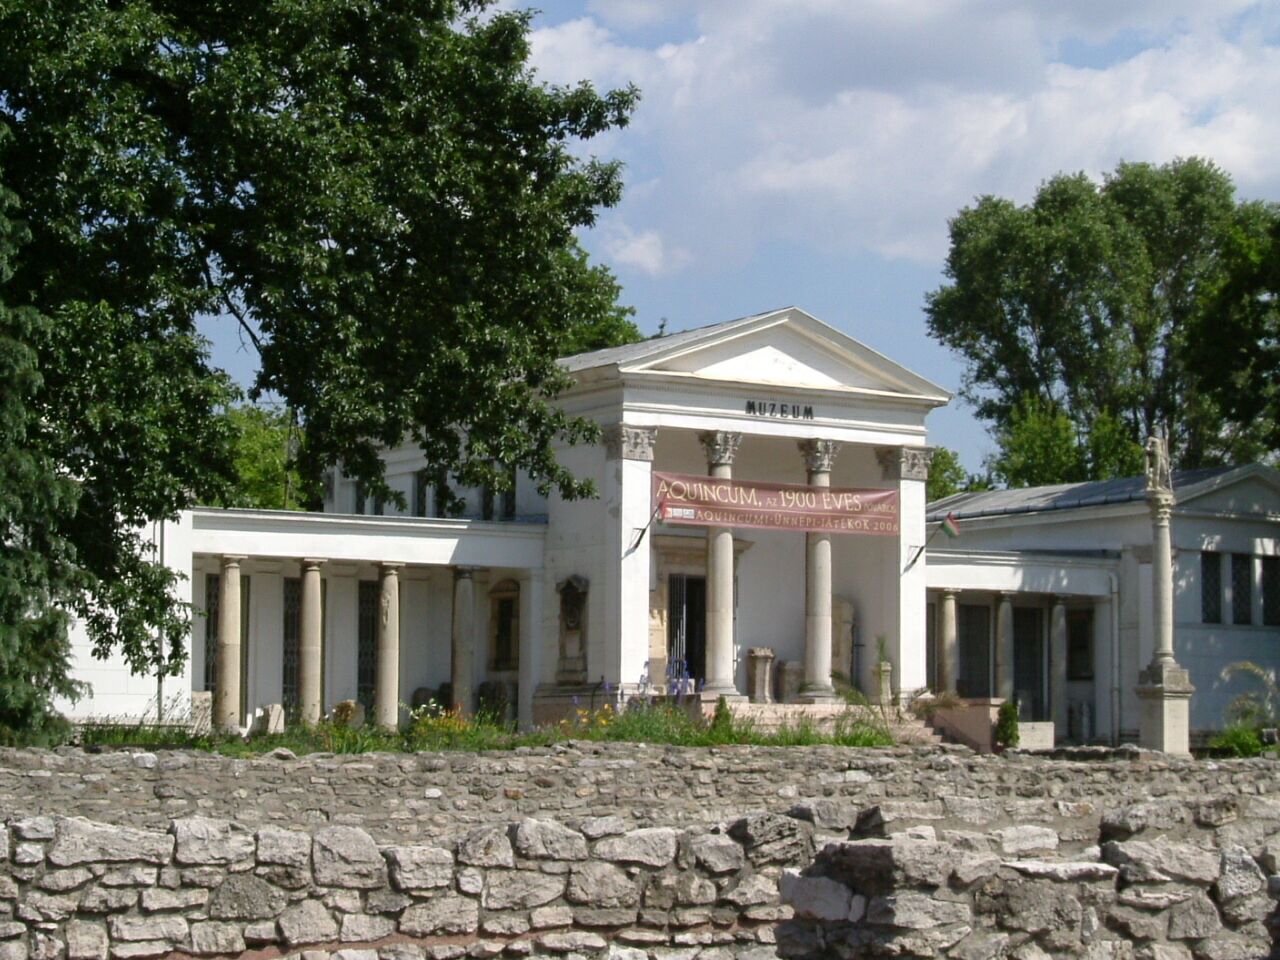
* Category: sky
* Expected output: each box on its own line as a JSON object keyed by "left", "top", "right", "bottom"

{"left": 204, "top": 1, "right": 1280, "bottom": 473}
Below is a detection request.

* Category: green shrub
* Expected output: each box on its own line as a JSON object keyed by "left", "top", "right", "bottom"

{"left": 994, "top": 700, "right": 1020, "bottom": 750}
{"left": 1209, "top": 724, "right": 1264, "bottom": 758}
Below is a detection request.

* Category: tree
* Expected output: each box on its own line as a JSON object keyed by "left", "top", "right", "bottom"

{"left": 926, "top": 158, "right": 1280, "bottom": 485}
{"left": 0, "top": 0, "right": 639, "bottom": 728}
{"left": 223, "top": 404, "right": 304, "bottom": 511}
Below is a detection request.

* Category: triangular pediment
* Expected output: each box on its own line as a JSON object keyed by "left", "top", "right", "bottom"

{"left": 616, "top": 307, "right": 949, "bottom": 401}
{"left": 1178, "top": 466, "right": 1280, "bottom": 515}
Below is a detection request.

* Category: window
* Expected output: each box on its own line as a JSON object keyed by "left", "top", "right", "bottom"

{"left": 357, "top": 580, "right": 378, "bottom": 712}
{"left": 1232, "top": 553, "right": 1253, "bottom": 626}
{"left": 1264, "top": 557, "right": 1280, "bottom": 627}
{"left": 282, "top": 578, "right": 301, "bottom": 712}
{"left": 1066, "top": 609, "right": 1093, "bottom": 680}
{"left": 353, "top": 481, "right": 366, "bottom": 515}
{"left": 956, "top": 604, "right": 991, "bottom": 698}
{"left": 1202, "top": 551, "right": 1222, "bottom": 624}
{"left": 413, "top": 470, "right": 429, "bottom": 517}
{"left": 373, "top": 491, "right": 386, "bottom": 516}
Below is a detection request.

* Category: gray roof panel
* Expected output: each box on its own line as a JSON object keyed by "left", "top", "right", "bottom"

{"left": 557, "top": 309, "right": 780, "bottom": 372}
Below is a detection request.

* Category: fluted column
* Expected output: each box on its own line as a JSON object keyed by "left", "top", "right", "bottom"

{"left": 1050, "top": 596, "right": 1069, "bottom": 737}
{"left": 698, "top": 430, "right": 743, "bottom": 699}
{"left": 996, "top": 592, "right": 1015, "bottom": 702}
{"left": 939, "top": 589, "right": 959, "bottom": 694}
{"left": 451, "top": 568, "right": 476, "bottom": 715}
{"left": 215, "top": 556, "right": 246, "bottom": 732}
{"left": 375, "top": 563, "right": 403, "bottom": 730}
{"left": 299, "top": 558, "right": 326, "bottom": 725}
{"left": 798, "top": 439, "right": 839, "bottom": 702}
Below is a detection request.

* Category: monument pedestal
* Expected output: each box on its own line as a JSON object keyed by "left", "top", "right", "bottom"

{"left": 1136, "top": 661, "right": 1194, "bottom": 755}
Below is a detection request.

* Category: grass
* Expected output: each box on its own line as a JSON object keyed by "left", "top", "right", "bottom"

{"left": 73, "top": 697, "right": 895, "bottom": 756}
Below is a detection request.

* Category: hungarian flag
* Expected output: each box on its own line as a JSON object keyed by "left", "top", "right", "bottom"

{"left": 942, "top": 512, "right": 961, "bottom": 539}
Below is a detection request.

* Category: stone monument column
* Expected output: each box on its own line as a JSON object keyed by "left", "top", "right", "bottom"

{"left": 798, "top": 438, "right": 840, "bottom": 702}
{"left": 451, "top": 567, "right": 476, "bottom": 715}
{"left": 996, "top": 592, "right": 1015, "bottom": 702}
{"left": 699, "top": 430, "right": 744, "bottom": 700}
{"left": 299, "top": 558, "right": 326, "bottom": 725}
{"left": 1050, "top": 596, "right": 1069, "bottom": 738}
{"left": 938, "top": 589, "right": 959, "bottom": 694}
{"left": 215, "top": 555, "right": 247, "bottom": 733}
{"left": 1137, "top": 431, "right": 1193, "bottom": 754}
{"left": 374, "top": 562, "right": 403, "bottom": 730}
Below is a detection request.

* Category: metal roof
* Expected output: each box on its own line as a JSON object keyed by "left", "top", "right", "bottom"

{"left": 925, "top": 466, "right": 1236, "bottom": 522}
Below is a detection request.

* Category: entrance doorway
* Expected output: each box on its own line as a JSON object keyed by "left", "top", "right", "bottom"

{"left": 957, "top": 604, "right": 992, "bottom": 698}
{"left": 1013, "top": 607, "right": 1047, "bottom": 721}
{"left": 667, "top": 574, "right": 707, "bottom": 687}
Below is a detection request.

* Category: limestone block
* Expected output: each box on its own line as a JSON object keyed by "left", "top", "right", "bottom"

{"left": 256, "top": 826, "right": 312, "bottom": 868}
{"left": 480, "top": 913, "right": 531, "bottom": 936}
{"left": 1214, "top": 845, "right": 1265, "bottom": 902}
{"left": 79, "top": 887, "right": 137, "bottom": 913}
{"left": 998, "top": 880, "right": 1083, "bottom": 935}
{"left": 1106, "top": 904, "right": 1168, "bottom": 941}
{"left": 99, "top": 866, "right": 156, "bottom": 888}
{"left": 278, "top": 901, "right": 338, "bottom": 946}
{"left": 65, "top": 923, "right": 107, "bottom": 960}
{"left": 577, "top": 816, "right": 626, "bottom": 840}
{"left": 687, "top": 834, "right": 745, "bottom": 875}
{"left": 564, "top": 861, "right": 638, "bottom": 908}
{"left": 12, "top": 817, "right": 56, "bottom": 841}
{"left": 47, "top": 818, "right": 173, "bottom": 867}
{"left": 536, "top": 932, "right": 606, "bottom": 953}
{"left": 481, "top": 869, "right": 565, "bottom": 910}
{"left": 339, "top": 914, "right": 395, "bottom": 942}
{"left": 529, "top": 905, "right": 573, "bottom": 929}
{"left": 172, "top": 817, "right": 255, "bottom": 865}
{"left": 36, "top": 868, "right": 93, "bottom": 893}
{"left": 594, "top": 828, "right": 679, "bottom": 868}
{"left": 333, "top": 951, "right": 378, "bottom": 960}
{"left": 189, "top": 691, "right": 212, "bottom": 735}
{"left": 17, "top": 892, "right": 80, "bottom": 922}
{"left": 139, "top": 887, "right": 208, "bottom": 912}
{"left": 364, "top": 889, "right": 410, "bottom": 915}
{"left": 189, "top": 923, "right": 246, "bottom": 957}
{"left": 399, "top": 896, "right": 479, "bottom": 937}
{"left": 312, "top": 826, "right": 386, "bottom": 889}
{"left": 727, "top": 814, "right": 812, "bottom": 866}
{"left": 778, "top": 871, "right": 851, "bottom": 921}
{"left": 512, "top": 819, "right": 588, "bottom": 861}
{"left": 14, "top": 842, "right": 43, "bottom": 865}
{"left": 0, "top": 925, "right": 22, "bottom": 941}
{"left": 992, "top": 825, "right": 1059, "bottom": 856}
{"left": 251, "top": 704, "right": 286, "bottom": 735}
{"left": 722, "top": 873, "right": 776, "bottom": 907}
{"left": 383, "top": 846, "right": 453, "bottom": 892}
{"left": 108, "top": 916, "right": 188, "bottom": 944}
{"left": 456, "top": 825, "right": 514, "bottom": 868}
{"left": 377, "top": 945, "right": 425, "bottom": 960}
{"left": 208, "top": 873, "right": 286, "bottom": 919}
{"left": 109, "top": 943, "right": 170, "bottom": 959}
{"left": 864, "top": 892, "right": 971, "bottom": 929}
{"left": 243, "top": 922, "right": 278, "bottom": 944}
{"left": 818, "top": 837, "right": 955, "bottom": 892}
{"left": 949, "top": 930, "right": 1010, "bottom": 960}
{"left": 1102, "top": 840, "right": 1221, "bottom": 884}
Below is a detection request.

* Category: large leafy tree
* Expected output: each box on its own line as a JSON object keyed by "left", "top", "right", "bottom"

{"left": 926, "top": 158, "right": 1279, "bottom": 485}
{"left": 0, "top": 0, "right": 638, "bottom": 730}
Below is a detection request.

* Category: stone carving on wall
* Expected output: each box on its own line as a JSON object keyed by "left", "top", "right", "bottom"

{"left": 556, "top": 575, "right": 589, "bottom": 684}
{"left": 602, "top": 425, "right": 658, "bottom": 462}
{"left": 697, "top": 430, "right": 742, "bottom": 467}
{"left": 875, "top": 445, "right": 934, "bottom": 482}
{"left": 798, "top": 438, "right": 840, "bottom": 475}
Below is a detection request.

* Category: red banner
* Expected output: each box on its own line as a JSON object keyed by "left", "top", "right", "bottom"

{"left": 652, "top": 471, "right": 899, "bottom": 535}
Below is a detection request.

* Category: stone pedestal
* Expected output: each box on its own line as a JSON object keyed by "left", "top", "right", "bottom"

{"left": 876, "top": 660, "right": 894, "bottom": 707}
{"left": 747, "top": 648, "right": 775, "bottom": 704}
{"left": 1136, "top": 661, "right": 1195, "bottom": 756}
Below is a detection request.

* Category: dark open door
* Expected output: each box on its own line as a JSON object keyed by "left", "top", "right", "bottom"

{"left": 668, "top": 574, "right": 707, "bottom": 687}
{"left": 957, "top": 604, "right": 992, "bottom": 698}
{"left": 1013, "top": 607, "right": 1046, "bottom": 721}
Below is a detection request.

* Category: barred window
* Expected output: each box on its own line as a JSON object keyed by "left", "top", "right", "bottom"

{"left": 1067, "top": 609, "right": 1094, "bottom": 680}
{"left": 1264, "top": 557, "right": 1280, "bottom": 627}
{"left": 1232, "top": 553, "right": 1253, "bottom": 626}
{"left": 1202, "top": 551, "right": 1221, "bottom": 624}
{"left": 357, "top": 580, "right": 379, "bottom": 712}
{"left": 412, "top": 469, "right": 429, "bottom": 517}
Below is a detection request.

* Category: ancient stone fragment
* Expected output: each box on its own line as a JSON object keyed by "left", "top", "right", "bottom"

{"left": 207, "top": 874, "right": 286, "bottom": 920}
{"left": 512, "top": 819, "right": 588, "bottom": 861}
{"left": 595, "top": 828, "right": 680, "bottom": 868}
{"left": 383, "top": 846, "right": 453, "bottom": 892}
{"left": 565, "top": 861, "right": 638, "bottom": 908}
{"left": 171, "top": 818, "right": 255, "bottom": 866}
{"left": 47, "top": 819, "right": 173, "bottom": 867}
{"left": 728, "top": 815, "right": 812, "bottom": 866}
{"left": 456, "top": 826, "right": 514, "bottom": 868}
{"left": 312, "top": 827, "right": 386, "bottom": 889}
{"left": 482, "top": 870, "right": 565, "bottom": 910}
{"left": 399, "top": 896, "right": 479, "bottom": 937}
{"left": 778, "top": 872, "right": 851, "bottom": 921}
{"left": 687, "top": 834, "right": 745, "bottom": 875}
{"left": 339, "top": 914, "right": 396, "bottom": 942}
{"left": 278, "top": 900, "right": 338, "bottom": 946}
{"left": 865, "top": 892, "right": 971, "bottom": 929}
{"left": 1102, "top": 840, "right": 1221, "bottom": 885}
{"left": 188, "top": 922, "right": 246, "bottom": 956}
{"left": 256, "top": 826, "right": 312, "bottom": 869}
{"left": 65, "top": 923, "right": 107, "bottom": 960}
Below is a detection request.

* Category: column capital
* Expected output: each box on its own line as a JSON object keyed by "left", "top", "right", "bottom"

{"left": 453, "top": 566, "right": 476, "bottom": 581}
{"left": 220, "top": 554, "right": 247, "bottom": 568}
{"left": 1052, "top": 594, "right": 1071, "bottom": 606}
{"left": 379, "top": 561, "right": 405, "bottom": 570}
{"left": 603, "top": 424, "right": 658, "bottom": 462}
{"left": 798, "top": 438, "right": 840, "bottom": 475}
{"left": 939, "top": 587, "right": 961, "bottom": 600}
{"left": 301, "top": 557, "right": 327, "bottom": 570}
{"left": 698, "top": 430, "right": 742, "bottom": 467}
{"left": 875, "top": 445, "right": 934, "bottom": 482}
{"left": 1147, "top": 493, "right": 1174, "bottom": 522}
{"left": 998, "top": 590, "right": 1018, "bottom": 602}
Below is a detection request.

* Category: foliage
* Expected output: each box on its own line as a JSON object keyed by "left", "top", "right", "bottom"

{"left": 1220, "top": 661, "right": 1280, "bottom": 729}
{"left": 926, "top": 447, "right": 966, "bottom": 501}
{"left": 1208, "top": 724, "right": 1264, "bottom": 759}
{"left": 908, "top": 689, "right": 965, "bottom": 722}
{"left": 0, "top": 0, "right": 639, "bottom": 729}
{"left": 221, "top": 404, "right": 304, "bottom": 510}
{"left": 927, "top": 158, "right": 1280, "bottom": 484}
{"left": 994, "top": 700, "right": 1020, "bottom": 750}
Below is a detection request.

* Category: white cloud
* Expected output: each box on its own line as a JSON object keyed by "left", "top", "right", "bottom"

{"left": 529, "top": 1, "right": 1280, "bottom": 273}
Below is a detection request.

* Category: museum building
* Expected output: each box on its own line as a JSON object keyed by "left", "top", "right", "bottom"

{"left": 60, "top": 307, "right": 1280, "bottom": 743}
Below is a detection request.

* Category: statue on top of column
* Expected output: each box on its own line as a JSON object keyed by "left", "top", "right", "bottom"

{"left": 1144, "top": 429, "right": 1172, "bottom": 497}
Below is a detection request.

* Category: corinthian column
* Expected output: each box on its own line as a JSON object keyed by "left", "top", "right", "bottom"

{"left": 798, "top": 438, "right": 839, "bottom": 702}
{"left": 698, "top": 430, "right": 743, "bottom": 700}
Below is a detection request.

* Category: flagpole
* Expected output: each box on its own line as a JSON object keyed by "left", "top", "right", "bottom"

{"left": 902, "top": 512, "right": 960, "bottom": 574}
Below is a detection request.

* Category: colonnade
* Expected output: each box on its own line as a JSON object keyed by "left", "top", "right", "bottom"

{"left": 211, "top": 556, "right": 490, "bottom": 733}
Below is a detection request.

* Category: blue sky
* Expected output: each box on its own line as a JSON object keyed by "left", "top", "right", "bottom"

{"left": 205, "top": 1, "right": 1280, "bottom": 473}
